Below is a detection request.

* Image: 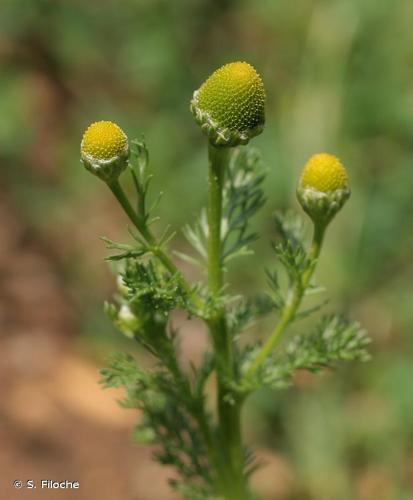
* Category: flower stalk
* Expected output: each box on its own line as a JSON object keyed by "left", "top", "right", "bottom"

{"left": 243, "top": 220, "right": 326, "bottom": 381}
{"left": 206, "top": 143, "right": 250, "bottom": 499}
{"left": 107, "top": 179, "right": 203, "bottom": 311}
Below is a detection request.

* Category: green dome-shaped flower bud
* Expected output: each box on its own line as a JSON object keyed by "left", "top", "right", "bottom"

{"left": 81, "top": 121, "right": 129, "bottom": 183}
{"left": 297, "top": 153, "right": 351, "bottom": 227}
{"left": 191, "top": 62, "right": 266, "bottom": 147}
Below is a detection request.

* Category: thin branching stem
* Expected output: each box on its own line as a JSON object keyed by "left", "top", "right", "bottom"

{"left": 107, "top": 179, "right": 204, "bottom": 311}
{"left": 243, "top": 222, "right": 326, "bottom": 381}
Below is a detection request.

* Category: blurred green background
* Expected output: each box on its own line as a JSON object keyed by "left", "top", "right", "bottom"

{"left": 1, "top": 0, "right": 413, "bottom": 499}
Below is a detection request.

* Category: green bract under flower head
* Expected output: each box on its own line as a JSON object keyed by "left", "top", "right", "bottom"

{"left": 191, "top": 62, "right": 266, "bottom": 147}
{"left": 297, "top": 153, "right": 350, "bottom": 226}
{"left": 81, "top": 121, "right": 129, "bottom": 183}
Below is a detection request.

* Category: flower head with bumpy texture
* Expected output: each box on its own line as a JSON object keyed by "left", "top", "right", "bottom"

{"left": 191, "top": 62, "right": 266, "bottom": 147}
{"left": 81, "top": 121, "right": 129, "bottom": 183}
{"left": 297, "top": 153, "right": 350, "bottom": 226}
{"left": 300, "top": 153, "right": 348, "bottom": 193}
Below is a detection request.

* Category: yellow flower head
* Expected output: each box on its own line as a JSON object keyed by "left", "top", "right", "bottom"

{"left": 80, "top": 121, "right": 129, "bottom": 183}
{"left": 297, "top": 153, "right": 350, "bottom": 226}
{"left": 191, "top": 62, "right": 266, "bottom": 146}
{"left": 81, "top": 121, "right": 128, "bottom": 161}
{"left": 197, "top": 61, "right": 265, "bottom": 132}
{"left": 300, "top": 153, "right": 348, "bottom": 193}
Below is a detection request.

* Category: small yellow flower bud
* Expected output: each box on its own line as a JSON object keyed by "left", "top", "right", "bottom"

{"left": 300, "top": 153, "right": 348, "bottom": 193}
{"left": 81, "top": 121, "right": 129, "bottom": 183}
{"left": 191, "top": 61, "right": 266, "bottom": 147}
{"left": 297, "top": 153, "right": 350, "bottom": 226}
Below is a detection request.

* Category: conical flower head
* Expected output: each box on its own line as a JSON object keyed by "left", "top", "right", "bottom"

{"left": 297, "top": 153, "right": 350, "bottom": 226}
{"left": 191, "top": 62, "right": 266, "bottom": 147}
{"left": 300, "top": 153, "right": 348, "bottom": 193}
{"left": 81, "top": 121, "right": 129, "bottom": 183}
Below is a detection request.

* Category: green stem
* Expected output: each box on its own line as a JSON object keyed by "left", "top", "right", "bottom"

{"left": 207, "top": 144, "right": 250, "bottom": 500}
{"left": 207, "top": 144, "right": 226, "bottom": 296}
{"left": 108, "top": 177, "right": 221, "bottom": 484}
{"left": 243, "top": 221, "right": 326, "bottom": 381}
{"left": 107, "top": 179, "right": 203, "bottom": 310}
